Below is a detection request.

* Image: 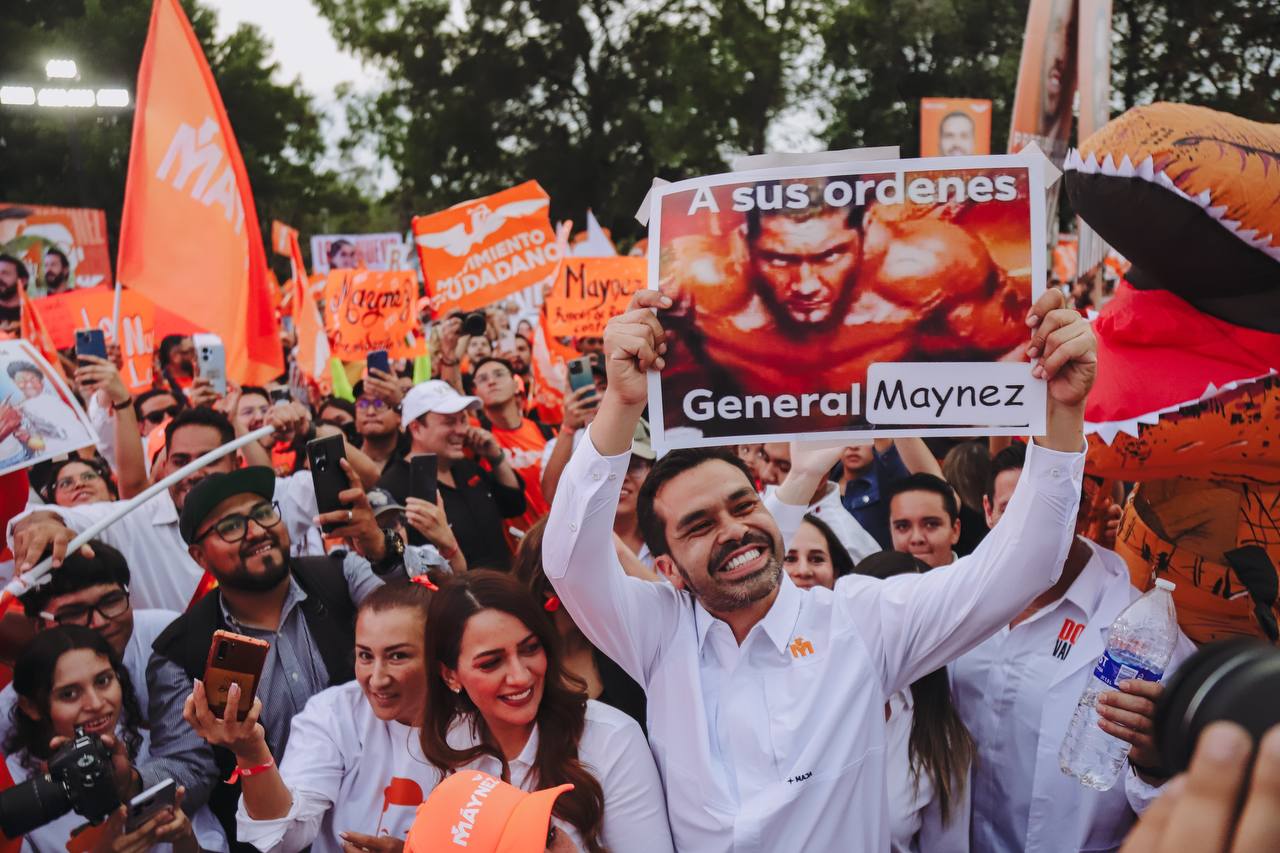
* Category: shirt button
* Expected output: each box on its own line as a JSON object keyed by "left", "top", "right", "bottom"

{"left": 291, "top": 672, "right": 299, "bottom": 682}
{"left": 608, "top": 473, "right": 617, "bottom": 481}
{"left": 862, "top": 496, "right": 870, "bottom": 503}
{"left": 1051, "top": 467, "right": 1063, "bottom": 478}
{"left": 592, "top": 472, "right": 601, "bottom": 481}
{"left": 569, "top": 522, "right": 578, "bottom": 532}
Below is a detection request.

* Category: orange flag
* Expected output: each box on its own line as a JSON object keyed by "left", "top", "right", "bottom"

{"left": 286, "top": 228, "right": 331, "bottom": 391}
{"left": 18, "top": 284, "right": 66, "bottom": 380}
{"left": 117, "top": 0, "right": 282, "bottom": 386}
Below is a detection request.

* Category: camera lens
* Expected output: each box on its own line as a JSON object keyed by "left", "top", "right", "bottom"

{"left": 217, "top": 641, "right": 229, "bottom": 660}
{"left": 1154, "top": 638, "right": 1280, "bottom": 773}
{"left": 463, "top": 312, "right": 487, "bottom": 338}
{"left": 0, "top": 773, "right": 73, "bottom": 838}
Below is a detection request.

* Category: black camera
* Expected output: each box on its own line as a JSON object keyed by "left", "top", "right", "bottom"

{"left": 1154, "top": 638, "right": 1280, "bottom": 774}
{"left": 461, "top": 311, "right": 487, "bottom": 338}
{"left": 0, "top": 726, "right": 120, "bottom": 838}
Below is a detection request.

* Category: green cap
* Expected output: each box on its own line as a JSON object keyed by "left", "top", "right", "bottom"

{"left": 179, "top": 466, "right": 276, "bottom": 544}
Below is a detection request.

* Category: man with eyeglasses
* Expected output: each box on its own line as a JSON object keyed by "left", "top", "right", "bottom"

{"left": 0, "top": 540, "right": 178, "bottom": 746}
{"left": 145, "top": 464, "right": 402, "bottom": 847}
{"left": 376, "top": 380, "right": 526, "bottom": 571}
{"left": 353, "top": 378, "right": 403, "bottom": 473}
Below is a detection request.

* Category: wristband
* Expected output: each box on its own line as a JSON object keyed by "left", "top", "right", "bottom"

{"left": 225, "top": 758, "right": 275, "bottom": 784}
{"left": 112, "top": 396, "right": 133, "bottom": 412}
{"left": 438, "top": 542, "right": 459, "bottom": 561}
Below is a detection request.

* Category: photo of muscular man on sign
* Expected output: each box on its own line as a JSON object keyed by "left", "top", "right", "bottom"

{"left": 651, "top": 164, "right": 1043, "bottom": 445}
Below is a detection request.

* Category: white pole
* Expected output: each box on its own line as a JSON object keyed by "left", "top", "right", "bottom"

{"left": 3, "top": 424, "right": 275, "bottom": 602}
{"left": 110, "top": 279, "right": 123, "bottom": 341}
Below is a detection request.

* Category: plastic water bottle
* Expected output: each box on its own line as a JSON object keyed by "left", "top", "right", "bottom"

{"left": 1060, "top": 578, "right": 1179, "bottom": 790}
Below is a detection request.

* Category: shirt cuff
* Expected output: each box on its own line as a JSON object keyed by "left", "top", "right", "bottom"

{"left": 1023, "top": 436, "right": 1087, "bottom": 487}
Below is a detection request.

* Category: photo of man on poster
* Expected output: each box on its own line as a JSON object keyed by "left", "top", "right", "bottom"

{"left": 939, "top": 111, "right": 977, "bottom": 156}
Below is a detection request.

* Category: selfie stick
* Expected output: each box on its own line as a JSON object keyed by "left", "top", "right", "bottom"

{"left": 1, "top": 425, "right": 276, "bottom": 603}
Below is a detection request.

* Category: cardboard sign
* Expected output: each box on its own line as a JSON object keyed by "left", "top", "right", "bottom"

{"left": 311, "top": 232, "right": 412, "bottom": 274}
{"left": 546, "top": 257, "right": 645, "bottom": 337}
{"left": 412, "top": 181, "right": 561, "bottom": 315}
{"left": 323, "top": 269, "right": 424, "bottom": 359}
{"left": 920, "top": 99, "right": 993, "bottom": 157}
{"left": 0, "top": 340, "right": 96, "bottom": 475}
{"left": 31, "top": 287, "right": 157, "bottom": 393}
{"left": 0, "top": 203, "right": 113, "bottom": 295}
{"left": 645, "top": 155, "right": 1049, "bottom": 452}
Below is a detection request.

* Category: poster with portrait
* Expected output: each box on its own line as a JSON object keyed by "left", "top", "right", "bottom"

{"left": 644, "top": 155, "right": 1049, "bottom": 452}
{"left": 310, "top": 232, "right": 413, "bottom": 275}
{"left": 920, "top": 99, "right": 993, "bottom": 157}
{"left": 0, "top": 203, "right": 113, "bottom": 297}
{"left": 0, "top": 340, "right": 96, "bottom": 475}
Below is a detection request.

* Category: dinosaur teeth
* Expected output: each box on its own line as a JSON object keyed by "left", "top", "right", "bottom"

{"left": 1135, "top": 155, "right": 1155, "bottom": 180}
{"left": 1117, "top": 154, "right": 1136, "bottom": 177}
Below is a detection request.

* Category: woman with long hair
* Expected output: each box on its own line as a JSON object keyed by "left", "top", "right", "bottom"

{"left": 5, "top": 626, "right": 205, "bottom": 852}
{"left": 783, "top": 514, "right": 856, "bottom": 590}
{"left": 421, "top": 570, "right": 672, "bottom": 853}
{"left": 192, "top": 579, "right": 442, "bottom": 853}
{"left": 855, "top": 550, "right": 976, "bottom": 852}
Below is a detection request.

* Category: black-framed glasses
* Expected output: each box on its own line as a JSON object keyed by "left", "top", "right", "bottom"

{"left": 54, "top": 469, "right": 103, "bottom": 492}
{"left": 41, "top": 587, "right": 130, "bottom": 626}
{"left": 356, "top": 397, "right": 389, "bottom": 411}
{"left": 195, "top": 500, "right": 282, "bottom": 544}
{"left": 143, "top": 405, "right": 182, "bottom": 424}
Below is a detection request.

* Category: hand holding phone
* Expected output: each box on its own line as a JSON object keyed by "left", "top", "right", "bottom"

{"left": 74, "top": 329, "right": 107, "bottom": 365}
{"left": 306, "top": 434, "right": 349, "bottom": 533}
{"left": 410, "top": 454, "right": 438, "bottom": 505}
{"left": 193, "top": 333, "right": 227, "bottom": 395}
{"left": 366, "top": 349, "right": 390, "bottom": 376}
{"left": 567, "top": 356, "right": 598, "bottom": 407}
{"left": 126, "top": 779, "right": 177, "bottom": 833}
{"left": 203, "top": 630, "right": 269, "bottom": 721}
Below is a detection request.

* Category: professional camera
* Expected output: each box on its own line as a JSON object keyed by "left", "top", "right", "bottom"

{"left": 0, "top": 726, "right": 120, "bottom": 838}
{"left": 461, "top": 311, "right": 487, "bottom": 338}
{"left": 1154, "top": 638, "right": 1280, "bottom": 773}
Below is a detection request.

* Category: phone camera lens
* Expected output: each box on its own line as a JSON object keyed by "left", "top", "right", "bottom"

{"left": 217, "top": 641, "right": 228, "bottom": 660}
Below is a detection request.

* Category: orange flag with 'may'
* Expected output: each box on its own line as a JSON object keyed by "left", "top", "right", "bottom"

{"left": 117, "top": 0, "right": 281, "bottom": 386}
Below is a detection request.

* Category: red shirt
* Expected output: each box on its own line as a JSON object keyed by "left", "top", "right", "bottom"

{"left": 490, "top": 418, "right": 551, "bottom": 528}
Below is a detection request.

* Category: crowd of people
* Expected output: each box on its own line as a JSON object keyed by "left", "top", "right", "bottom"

{"left": 0, "top": 280, "right": 1272, "bottom": 853}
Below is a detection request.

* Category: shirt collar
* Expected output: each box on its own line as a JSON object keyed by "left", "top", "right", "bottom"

{"left": 693, "top": 572, "right": 803, "bottom": 657}
{"left": 219, "top": 576, "right": 307, "bottom": 632}
{"left": 154, "top": 490, "right": 179, "bottom": 527}
{"left": 1060, "top": 537, "right": 1112, "bottom": 615}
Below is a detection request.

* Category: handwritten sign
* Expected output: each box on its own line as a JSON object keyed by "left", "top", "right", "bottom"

{"left": 323, "top": 269, "right": 424, "bottom": 359}
{"left": 33, "top": 287, "right": 158, "bottom": 392}
{"left": 546, "top": 257, "right": 645, "bottom": 337}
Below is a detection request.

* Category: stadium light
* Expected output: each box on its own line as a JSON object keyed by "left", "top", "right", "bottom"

{"left": 45, "top": 59, "right": 79, "bottom": 80}
{"left": 95, "top": 88, "right": 130, "bottom": 108}
{"left": 0, "top": 86, "right": 36, "bottom": 106}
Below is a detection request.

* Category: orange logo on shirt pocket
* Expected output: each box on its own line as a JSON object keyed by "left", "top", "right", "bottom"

{"left": 789, "top": 636, "right": 815, "bottom": 658}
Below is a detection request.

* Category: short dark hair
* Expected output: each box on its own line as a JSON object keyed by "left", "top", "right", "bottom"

{"left": 885, "top": 473, "right": 959, "bottom": 523}
{"left": 318, "top": 396, "right": 355, "bottom": 420}
{"left": 159, "top": 334, "right": 189, "bottom": 366}
{"left": 5, "top": 360, "right": 41, "bottom": 381}
{"left": 637, "top": 447, "right": 754, "bottom": 557}
{"left": 471, "top": 356, "right": 514, "bottom": 378}
{"left": 40, "top": 456, "right": 117, "bottom": 504}
{"left": 165, "top": 406, "right": 234, "bottom": 448}
{"left": 513, "top": 333, "right": 532, "bottom": 348}
{"left": 327, "top": 239, "right": 354, "bottom": 264}
{"left": 800, "top": 513, "right": 856, "bottom": 580}
{"left": 43, "top": 246, "right": 69, "bottom": 268}
{"left": 986, "top": 441, "right": 1028, "bottom": 500}
{"left": 19, "top": 540, "right": 130, "bottom": 618}
{"left": 237, "top": 385, "right": 270, "bottom": 404}
{"left": 744, "top": 179, "right": 866, "bottom": 243}
{"left": 0, "top": 253, "right": 23, "bottom": 272}
{"left": 134, "top": 387, "right": 182, "bottom": 420}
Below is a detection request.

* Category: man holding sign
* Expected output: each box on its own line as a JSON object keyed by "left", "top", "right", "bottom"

{"left": 543, "top": 284, "right": 1095, "bottom": 851}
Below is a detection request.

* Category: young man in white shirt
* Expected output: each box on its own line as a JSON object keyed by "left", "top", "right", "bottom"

{"left": 542, "top": 288, "right": 1099, "bottom": 852}
{"left": 950, "top": 442, "right": 1196, "bottom": 852}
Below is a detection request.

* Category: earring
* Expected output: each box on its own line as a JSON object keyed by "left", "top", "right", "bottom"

{"left": 451, "top": 685, "right": 461, "bottom": 694}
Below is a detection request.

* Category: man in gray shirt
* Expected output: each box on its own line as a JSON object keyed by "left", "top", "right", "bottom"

{"left": 143, "top": 465, "right": 406, "bottom": 850}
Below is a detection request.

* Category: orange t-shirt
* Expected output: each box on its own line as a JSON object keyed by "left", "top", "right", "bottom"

{"left": 491, "top": 418, "right": 551, "bottom": 526}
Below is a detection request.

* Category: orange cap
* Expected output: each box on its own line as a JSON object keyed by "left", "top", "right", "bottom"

{"left": 404, "top": 771, "right": 572, "bottom": 853}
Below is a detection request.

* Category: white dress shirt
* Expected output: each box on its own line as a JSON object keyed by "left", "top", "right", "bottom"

{"left": 543, "top": 425, "right": 1084, "bottom": 853}
{"left": 950, "top": 538, "right": 1195, "bottom": 853}
{"left": 6, "top": 474, "right": 320, "bottom": 612}
{"left": 884, "top": 689, "right": 970, "bottom": 853}
{"left": 764, "top": 481, "right": 880, "bottom": 564}
{"left": 447, "top": 700, "right": 674, "bottom": 853}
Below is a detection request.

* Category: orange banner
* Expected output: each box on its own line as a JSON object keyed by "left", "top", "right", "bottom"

{"left": 323, "top": 269, "right": 423, "bottom": 360}
{"left": 0, "top": 203, "right": 113, "bottom": 296}
{"left": 116, "top": 0, "right": 281, "bottom": 386}
{"left": 271, "top": 220, "right": 298, "bottom": 258}
{"left": 287, "top": 228, "right": 331, "bottom": 387}
{"left": 29, "top": 288, "right": 158, "bottom": 392}
{"left": 412, "top": 181, "right": 560, "bottom": 315}
{"left": 546, "top": 257, "right": 645, "bottom": 337}
{"left": 920, "top": 99, "right": 992, "bottom": 157}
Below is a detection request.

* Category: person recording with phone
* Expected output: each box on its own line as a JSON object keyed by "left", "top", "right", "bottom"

{"left": 143, "top": 465, "right": 406, "bottom": 848}
{"left": 539, "top": 357, "right": 607, "bottom": 506}
{"left": 375, "top": 380, "right": 526, "bottom": 571}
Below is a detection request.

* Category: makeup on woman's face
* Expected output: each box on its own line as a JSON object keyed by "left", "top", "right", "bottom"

{"left": 783, "top": 521, "right": 837, "bottom": 590}
{"left": 42, "top": 649, "right": 122, "bottom": 740}
{"left": 445, "top": 609, "right": 547, "bottom": 735}
{"left": 355, "top": 607, "right": 429, "bottom": 726}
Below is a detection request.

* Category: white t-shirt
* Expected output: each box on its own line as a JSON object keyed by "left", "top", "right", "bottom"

{"left": 0, "top": 610, "right": 178, "bottom": 749}
{"left": 235, "top": 681, "right": 441, "bottom": 853}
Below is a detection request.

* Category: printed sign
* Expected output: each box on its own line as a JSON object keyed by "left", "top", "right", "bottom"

{"left": 323, "top": 269, "right": 424, "bottom": 360}
{"left": 0, "top": 203, "right": 113, "bottom": 296}
{"left": 546, "top": 257, "right": 645, "bottom": 338}
{"left": 920, "top": 98, "right": 993, "bottom": 157}
{"left": 645, "top": 155, "right": 1048, "bottom": 451}
{"left": 310, "top": 232, "right": 412, "bottom": 274}
{"left": 0, "top": 340, "right": 97, "bottom": 474}
{"left": 412, "top": 181, "right": 561, "bottom": 315}
{"left": 1008, "top": 0, "right": 1078, "bottom": 164}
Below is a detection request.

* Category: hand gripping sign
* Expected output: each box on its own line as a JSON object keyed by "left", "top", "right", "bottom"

{"left": 644, "top": 154, "right": 1050, "bottom": 453}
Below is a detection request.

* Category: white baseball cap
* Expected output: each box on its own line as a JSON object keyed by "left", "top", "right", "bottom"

{"left": 400, "top": 380, "right": 480, "bottom": 429}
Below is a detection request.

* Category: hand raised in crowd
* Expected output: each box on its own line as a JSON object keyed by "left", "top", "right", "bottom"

{"left": 1097, "top": 679, "right": 1165, "bottom": 781}
{"left": 339, "top": 830, "right": 404, "bottom": 853}
{"left": 11, "top": 512, "right": 94, "bottom": 573}
{"left": 217, "top": 385, "right": 242, "bottom": 424}
{"left": 463, "top": 425, "right": 505, "bottom": 465}
{"left": 1119, "top": 722, "right": 1280, "bottom": 852}
{"left": 313, "top": 458, "right": 388, "bottom": 561}
{"left": 183, "top": 679, "right": 270, "bottom": 760}
{"left": 602, "top": 290, "right": 673, "bottom": 407}
{"left": 561, "top": 385, "right": 598, "bottom": 432}
{"left": 74, "top": 354, "right": 131, "bottom": 410}
{"left": 405, "top": 495, "right": 459, "bottom": 554}
{"left": 267, "top": 400, "right": 311, "bottom": 444}
{"left": 187, "top": 375, "right": 220, "bottom": 409}
{"left": 438, "top": 315, "right": 464, "bottom": 363}
{"left": 364, "top": 368, "right": 404, "bottom": 407}
{"left": 1101, "top": 503, "right": 1124, "bottom": 550}
{"left": 1025, "top": 288, "right": 1097, "bottom": 406}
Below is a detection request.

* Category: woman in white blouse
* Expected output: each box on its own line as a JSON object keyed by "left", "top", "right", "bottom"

{"left": 193, "top": 579, "right": 441, "bottom": 853}
{"left": 422, "top": 570, "right": 673, "bottom": 853}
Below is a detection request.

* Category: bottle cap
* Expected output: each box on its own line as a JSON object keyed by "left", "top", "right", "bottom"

{"left": 1155, "top": 578, "right": 1176, "bottom": 591}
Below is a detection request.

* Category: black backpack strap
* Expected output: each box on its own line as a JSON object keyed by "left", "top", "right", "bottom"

{"left": 291, "top": 555, "right": 358, "bottom": 685}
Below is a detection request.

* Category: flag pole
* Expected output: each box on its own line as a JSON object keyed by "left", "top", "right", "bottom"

{"left": 111, "top": 279, "right": 123, "bottom": 341}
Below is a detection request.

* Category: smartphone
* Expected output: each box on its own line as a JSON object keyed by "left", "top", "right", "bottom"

{"left": 193, "top": 333, "right": 227, "bottom": 395}
{"left": 410, "top": 454, "right": 438, "bottom": 505}
{"left": 126, "top": 778, "right": 177, "bottom": 832}
{"left": 367, "top": 349, "right": 390, "bottom": 376}
{"left": 74, "top": 329, "right": 107, "bottom": 365}
{"left": 567, "top": 356, "right": 598, "bottom": 406}
{"left": 269, "top": 387, "right": 292, "bottom": 407}
{"left": 306, "top": 433, "right": 348, "bottom": 533}
{"left": 203, "top": 630, "right": 269, "bottom": 721}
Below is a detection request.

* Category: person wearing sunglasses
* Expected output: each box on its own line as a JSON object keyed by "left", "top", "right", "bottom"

{"left": 135, "top": 389, "right": 184, "bottom": 438}
{"left": 0, "top": 540, "right": 178, "bottom": 749}
{"left": 146, "top": 466, "right": 407, "bottom": 849}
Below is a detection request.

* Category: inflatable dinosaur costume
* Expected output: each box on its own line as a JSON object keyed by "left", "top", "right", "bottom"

{"left": 1064, "top": 102, "right": 1280, "bottom": 644}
